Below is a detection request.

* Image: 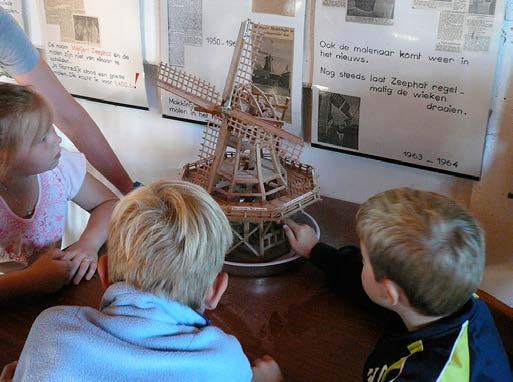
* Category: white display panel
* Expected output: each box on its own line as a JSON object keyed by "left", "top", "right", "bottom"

{"left": 40, "top": 0, "right": 148, "bottom": 109}
{"left": 160, "top": 0, "right": 306, "bottom": 137}
{"left": 311, "top": 0, "right": 504, "bottom": 179}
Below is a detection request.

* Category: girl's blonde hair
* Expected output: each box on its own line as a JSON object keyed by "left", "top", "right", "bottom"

{"left": 107, "top": 181, "right": 233, "bottom": 311}
{"left": 0, "top": 84, "right": 53, "bottom": 178}
{"left": 356, "top": 188, "right": 485, "bottom": 316}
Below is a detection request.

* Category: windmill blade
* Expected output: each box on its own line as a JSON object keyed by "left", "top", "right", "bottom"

{"left": 198, "top": 118, "right": 224, "bottom": 161}
{"left": 196, "top": 119, "right": 226, "bottom": 191}
{"left": 222, "top": 20, "right": 264, "bottom": 107}
{"left": 229, "top": 109, "right": 303, "bottom": 146}
{"left": 226, "top": 115, "right": 303, "bottom": 163}
{"left": 156, "top": 63, "right": 222, "bottom": 114}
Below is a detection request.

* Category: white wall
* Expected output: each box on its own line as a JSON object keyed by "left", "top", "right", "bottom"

{"left": 470, "top": 20, "right": 513, "bottom": 306}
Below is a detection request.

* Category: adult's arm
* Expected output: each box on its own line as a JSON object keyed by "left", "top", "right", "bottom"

{"left": 15, "top": 59, "right": 134, "bottom": 194}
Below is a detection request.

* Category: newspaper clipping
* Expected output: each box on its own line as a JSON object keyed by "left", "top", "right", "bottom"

{"left": 42, "top": 0, "right": 148, "bottom": 108}
{"left": 346, "top": 0, "right": 395, "bottom": 25}
{"left": 322, "top": 0, "right": 346, "bottom": 7}
{"left": 44, "top": 0, "right": 86, "bottom": 42}
{"left": 436, "top": 11, "right": 466, "bottom": 51}
{"left": 413, "top": 0, "right": 455, "bottom": 10}
{"left": 413, "top": 0, "right": 469, "bottom": 11}
{"left": 167, "top": 0, "right": 202, "bottom": 66}
{"left": 412, "top": 0, "right": 497, "bottom": 52}
{"left": 436, "top": 0, "right": 496, "bottom": 52}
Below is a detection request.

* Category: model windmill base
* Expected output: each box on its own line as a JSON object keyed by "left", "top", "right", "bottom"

{"left": 157, "top": 20, "right": 320, "bottom": 274}
{"left": 182, "top": 155, "right": 319, "bottom": 260}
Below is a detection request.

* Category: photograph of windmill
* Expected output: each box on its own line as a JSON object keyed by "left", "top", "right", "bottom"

{"left": 252, "top": 25, "right": 294, "bottom": 123}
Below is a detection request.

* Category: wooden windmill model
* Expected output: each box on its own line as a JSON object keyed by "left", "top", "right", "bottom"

{"left": 156, "top": 20, "right": 320, "bottom": 262}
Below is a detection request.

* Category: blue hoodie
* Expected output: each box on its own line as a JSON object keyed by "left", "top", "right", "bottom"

{"left": 14, "top": 283, "right": 253, "bottom": 382}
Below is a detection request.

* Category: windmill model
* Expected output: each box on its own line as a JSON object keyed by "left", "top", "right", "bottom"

{"left": 156, "top": 20, "right": 320, "bottom": 263}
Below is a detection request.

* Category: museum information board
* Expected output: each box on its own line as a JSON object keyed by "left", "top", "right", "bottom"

{"left": 41, "top": 0, "right": 148, "bottom": 109}
{"left": 160, "top": 0, "right": 306, "bottom": 137}
{"left": 311, "top": 0, "right": 504, "bottom": 178}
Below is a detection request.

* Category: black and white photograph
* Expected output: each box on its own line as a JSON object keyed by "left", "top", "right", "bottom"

{"left": 318, "top": 91, "right": 360, "bottom": 150}
{"left": 252, "top": 26, "right": 294, "bottom": 122}
{"left": 252, "top": 0, "right": 296, "bottom": 17}
{"left": 346, "top": 0, "right": 395, "bottom": 25}
{"left": 73, "top": 15, "right": 100, "bottom": 44}
{"left": 468, "top": 0, "right": 496, "bottom": 15}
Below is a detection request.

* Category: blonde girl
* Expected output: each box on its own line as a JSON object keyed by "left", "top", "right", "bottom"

{"left": 0, "top": 83, "right": 117, "bottom": 300}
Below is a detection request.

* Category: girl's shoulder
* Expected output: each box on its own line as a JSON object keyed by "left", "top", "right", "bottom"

{"left": 44, "top": 149, "right": 87, "bottom": 201}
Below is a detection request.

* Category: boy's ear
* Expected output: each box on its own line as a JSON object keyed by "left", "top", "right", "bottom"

{"left": 203, "top": 272, "right": 229, "bottom": 311}
{"left": 97, "top": 255, "right": 110, "bottom": 289}
{"left": 382, "top": 278, "right": 401, "bottom": 307}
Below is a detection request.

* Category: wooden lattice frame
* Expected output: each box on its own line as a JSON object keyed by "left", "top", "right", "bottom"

{"left": 156, "top": 63, "right": 222, "bottom": 112}
{"left": 226, "top": 116, "right": 302, "bottom": 162}
{"left": 231, "top": 84, "right": 290, "bottom": 124}
{"left": 223, "top": 20, "right": 265, "bottom": 106}
{"left": 181, "top": 158, "right": 321, "bottom": 221}
{"left": 228, "top": 220, "right": 287, "bottom": 257}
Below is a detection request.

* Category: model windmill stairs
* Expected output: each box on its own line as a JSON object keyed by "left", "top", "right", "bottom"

{"left": 156, "top": 20, "right": 320, "bottom": 263}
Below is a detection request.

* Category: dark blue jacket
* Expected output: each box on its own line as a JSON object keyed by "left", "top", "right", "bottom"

{"left": 364, "top": 297, "right": 512, "bottom": 381}
{"left": 310, "top": 243, "right": 512, "bottom": 381}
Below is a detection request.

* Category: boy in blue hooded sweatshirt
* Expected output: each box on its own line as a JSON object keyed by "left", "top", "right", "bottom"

{"left": 10, "top": 181, "right": 282, "bottom": 382}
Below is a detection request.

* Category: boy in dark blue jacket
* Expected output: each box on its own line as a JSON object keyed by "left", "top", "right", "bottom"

{"left": 284, "top": 187, "right": 512, "bottom": 381}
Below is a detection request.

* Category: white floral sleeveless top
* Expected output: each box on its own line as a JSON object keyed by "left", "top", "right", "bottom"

{"left": 0, "top": 150, "right": 86, "bottom": 263}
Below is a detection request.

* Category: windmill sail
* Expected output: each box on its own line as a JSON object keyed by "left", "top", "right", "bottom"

{"left": 222, "top": 20, "right": 264, "bottom": 108}
{"left": 156, "top": 63, "right": 222, "bottom": 114}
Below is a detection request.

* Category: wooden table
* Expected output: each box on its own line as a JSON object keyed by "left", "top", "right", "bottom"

{"left": 0, "top": 199, "right": 385, "bottom": 382}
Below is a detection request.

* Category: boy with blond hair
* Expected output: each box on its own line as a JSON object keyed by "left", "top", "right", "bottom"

{"left": 10, "top": 181, "right": 280, "bottom": 381}
{"left": 284, "top": 188, "right": 511, "bottom": 381}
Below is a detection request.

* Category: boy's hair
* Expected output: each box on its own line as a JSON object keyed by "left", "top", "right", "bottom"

{"left": 0, "top": 83, "right": 53, "bottom": 178}
{"left": 356, "top": 188, "right": 485, "bottom": 317}
{"left": 107, "top": 180, "right": 233, "bottom": 311}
